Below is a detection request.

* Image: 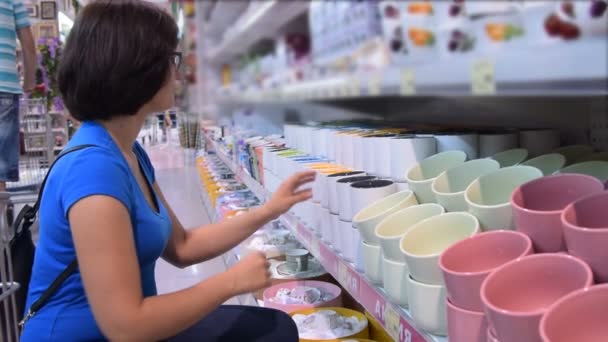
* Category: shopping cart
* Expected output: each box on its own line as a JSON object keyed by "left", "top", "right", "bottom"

{"left": 0, "top": 193, "right": 21, "bottom": 342}
{"left": 7, "top": 98, "right": 53, "bottom": 194}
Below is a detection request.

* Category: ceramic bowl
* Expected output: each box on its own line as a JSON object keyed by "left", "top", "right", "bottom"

{"left": 481, "top": 253, "right": 593, "bottom": 342}
{"left": 401, "top": 212, "right": 480, "bottom": 285}
{"left": 540, "top": 284, "right": 608, "bottom": 342}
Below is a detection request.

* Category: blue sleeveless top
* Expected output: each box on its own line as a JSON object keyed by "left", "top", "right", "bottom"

{"left": 21, "top": 121, "right": 172, "bottom": 341}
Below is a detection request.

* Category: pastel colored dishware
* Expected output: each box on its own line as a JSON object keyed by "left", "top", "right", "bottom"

{"left": 465, "top": 166, "right": 543, "bottom": 230}
{"left": 521, "top": 153, "right": 566, "bottom": 176}
{"left": 519, "top": 129, "right": 560, "bottom": 158}
{"left": 352, "top": 190, "right": 418, "bottom": 245}
{"left": 336, "top": 175, "right": 377, "bottom": 222}
{"left": 375, "top": 203, "right": 445, "bottom": 262}
{"left": 339, "top": 219, "right": 357, "bottom": 262}
{"left": 382, "top": 257, "right": 410, "bottom": 306}
{"left": 262, "top": 280, "right": 343, "bottom": 313}
{"left": 432, "top": 159, "right": 500, "bottom": 212}
{"left": 327, "top": 171, "right": 366, "bottom": 212}
{"left": 361, "top": 241, "right": 383, "bottom": 285}
{"left": 558, "top": 161, "right": 608, "bottom": 182}
{"left": 562, "top": 192, "right": 608, "bottom": 283}
{"left": 479, "top": 131, "right": 518, "bottom": 158}
{"left": 315, "top": 168, "right": 351, "bottom": 205}
{"left": 401, "top": 212, "right": 480, "bottom": 285}
{"left": 540, "top": 284, "right": 608, "bottom": 342}
{"left": 406, "top": 151, "right": 468, "bottom": 204}
{"left": 329, "top": 213, "right": 341, "bottom": 251}
{"left": 435, "top": 132, "right": 479, "bottom": 160}
{"left": 481, "top": 253, "right": 593, "bottom": 342}
{"left": 447, "top": 299, "right": 487, "bottom": 342}
{"left": 350, "top": 179, "right": 398, "bottom": 221}
{"left": 407, "top": 276, "right": 448, "bottom": 336}
{"left": 439, "top": 230, "right": 533, "bottom": 311}
{"left": 553, "top": 145, "right": 594, "bottom": 165}
{"left": 389, "top": 135, "right": 437, "bottom": 182}
{"left": 511, "top": 174, "right": 604, "bottom": 253}
{"left": 491, "top": 148, "right": 529, "bottom": 167}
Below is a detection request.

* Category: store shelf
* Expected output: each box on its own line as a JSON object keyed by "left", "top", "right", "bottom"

{"left": 195, "top": 158, "right": 258, "bottom": 307}
{"left": 207, "top": 1, "right": 309, "bottom": 64}
{"left": 217, "top": 39, "right": 607, "bottom": 100}
{"left": 205, "top": 135, "right": 446, "bottom": 342}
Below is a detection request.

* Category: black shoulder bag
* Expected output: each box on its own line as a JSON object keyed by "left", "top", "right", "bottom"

{"left": 1, "top": 144, "right": 96, "bottom": 330}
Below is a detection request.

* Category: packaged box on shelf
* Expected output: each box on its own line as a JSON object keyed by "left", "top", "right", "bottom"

{"left": 523, "top": 0, "right": 608, "bottom": 46}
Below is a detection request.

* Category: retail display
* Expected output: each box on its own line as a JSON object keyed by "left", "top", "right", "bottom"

{"left": 202, "top": 113, "right": 608, "bottom": 340}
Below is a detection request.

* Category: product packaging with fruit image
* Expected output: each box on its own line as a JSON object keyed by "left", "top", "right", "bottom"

{"left": 379, "top": 1, "right": 410, "bottom": 64}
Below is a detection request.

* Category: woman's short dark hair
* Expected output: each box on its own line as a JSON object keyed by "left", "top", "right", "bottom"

{"left": 58, "top": 0, "right": 178, "bottom": 121}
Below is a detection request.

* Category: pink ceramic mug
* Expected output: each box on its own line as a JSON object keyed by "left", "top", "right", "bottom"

{"left": 540, "top": 284, "right": 608, "bottom": 342}
{"left": 481, "top": 253, "right": 593, "bottom": 342}
{"left": 439, "top": 230, "right": 533, "bottom": 311}
{"left": 512, "top": 174, "right": 604, "bottom": 253}
{"left": 562, "top": 191, "right": 608, "bottom": 283}
{"left": 447, "top": 299, "right": 487, "bottom": 342}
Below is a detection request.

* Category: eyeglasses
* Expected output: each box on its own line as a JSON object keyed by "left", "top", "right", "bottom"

{"left": 170, "top": 52, "right": 182, "bottom": 70}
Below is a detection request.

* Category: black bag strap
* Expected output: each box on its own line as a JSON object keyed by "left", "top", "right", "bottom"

{"left": 19, "top": 144, "right": 97, "bottom": 328}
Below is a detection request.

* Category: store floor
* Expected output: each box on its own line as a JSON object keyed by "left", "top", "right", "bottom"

{"left": 148, "top": 143, "right": 239, "bottom": 305}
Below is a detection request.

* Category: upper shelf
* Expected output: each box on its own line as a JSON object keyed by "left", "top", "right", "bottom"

{"left": 217, "top": 38, "right": 607, "bottom": 100}
{"left": 206, "top": 1, "right": 309, "bottom": 64}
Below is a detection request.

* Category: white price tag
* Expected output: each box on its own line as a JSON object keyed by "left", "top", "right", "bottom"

{"left": 384, "top": 305, "right": 401, "bottom": 341}
{"left": 400, "top": 69, "right": 416, "bottom": 95}
{"left": 471, "top": 60, "right": 496, "bottom": 95}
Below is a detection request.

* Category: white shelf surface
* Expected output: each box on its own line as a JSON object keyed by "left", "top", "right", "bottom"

{"left": 207, "top": 1, "right": 309, "bottom": 64}
{"left": 218, "top": 39, "right": 607, "bottom": 99}
{"left": 205, "top": 135, "right": 446, "bottom": 342}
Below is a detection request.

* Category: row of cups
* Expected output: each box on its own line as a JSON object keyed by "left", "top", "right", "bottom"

{"left": 441, "top": 180, "right": 608, "bottom": 342}
{"left": 281, "top": 150, "right": 608, "bottom": 339}
{"left": 348, "top": 177, "right": 608, "bottom": 341}
{"left": 282, "top": 125, "right": 565, "bottom": 173}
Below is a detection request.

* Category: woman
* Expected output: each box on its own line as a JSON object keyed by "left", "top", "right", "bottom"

{"left": 21, "top": 1, "right": 314, "bottom": 341}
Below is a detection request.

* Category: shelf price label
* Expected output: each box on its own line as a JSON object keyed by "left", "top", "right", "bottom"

{"left": 337, "top": 261, "right": 360, "bottom": 296}
{"left": 400, "top": 69, "right": 416, "bottom": 95}
{"left": 368, "top": 73, "right": 382, "bottom": 96}
{"left": 384, "top": 305, "right": 403, "bottom": 342}
{"left": 471, "top": 60, "right": 496, "bottom": 95}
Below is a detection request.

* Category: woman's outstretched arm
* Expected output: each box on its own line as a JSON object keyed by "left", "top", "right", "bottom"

{"left": 160, "top": 171, "right": 315, "bottom": 268}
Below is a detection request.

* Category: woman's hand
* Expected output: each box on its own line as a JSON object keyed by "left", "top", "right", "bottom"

{"left": 264, "top": 170, "right": 316, "bottom": 219}
{"left": 226, "top": 252, "right": 272, "bottom": 295}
